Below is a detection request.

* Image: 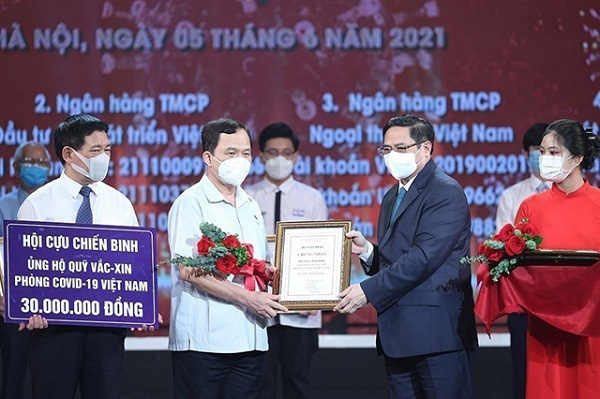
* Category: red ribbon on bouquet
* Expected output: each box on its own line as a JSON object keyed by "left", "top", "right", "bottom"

{"left": 239, "top": 259, "right": 272, "bottom": 291}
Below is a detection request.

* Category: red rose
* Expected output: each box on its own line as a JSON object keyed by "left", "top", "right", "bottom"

{"left": 215, "top": 254, "right": 239, "bottom": 275}
{"left": 197, "top": 236, "right": 215, "bottom": 256}
{"left": 478, "top": 242, "right": 504, "bottom": 263}
{"left": 485, "top": 248, "right": 504, "bottom": 263}
{"left": 517, "top": 222, "right": 537, "bottom": 237}
{"left": 477, "top": 242, "right": 487, "bottom": 256}
{"left": 505, "top": 235, "right": 526, "bottom": 256}
{"left": 498, "top": 224, "right": 515, "bottom": 242}
{"left": 223, "top": 235, "right": 241, "bottom": 249}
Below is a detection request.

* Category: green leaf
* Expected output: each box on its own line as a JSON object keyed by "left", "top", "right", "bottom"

{"left": 199, "top": 222, "right": 228, "bottom": 242}
{"left": 533, "top": 235, "right": 543, "bottom": 246}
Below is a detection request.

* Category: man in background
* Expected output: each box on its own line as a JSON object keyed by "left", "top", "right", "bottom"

{"left": 495, "top": 122, "right": 549, "bottom": 399}
{"left": 0, "top": 141, "right": 51, "bottom": 399}
{"left": 246, "top": 122, "right": 328, "bottom": 399}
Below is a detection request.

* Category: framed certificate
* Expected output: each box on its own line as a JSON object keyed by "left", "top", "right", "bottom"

{"left": 272, "top": 220, "right": 352, "bottom": 311}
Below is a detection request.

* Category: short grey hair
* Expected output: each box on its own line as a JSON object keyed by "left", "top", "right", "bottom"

{"left": 14, "top": 141, "right": 51, "bottom": 162}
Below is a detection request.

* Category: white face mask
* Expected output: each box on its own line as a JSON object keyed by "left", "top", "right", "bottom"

{"left": 539, "top": 155, "right": 576, "bottom": 183}
{"left": 213, "top": 156, "right": 251, "bottom": 187}
{"left": 265, "top": 156, "right": 294, "bottom": 180}
{"left": 383, "top": 146, "right": 424, "bottom": 180}
{"left": 70, "top": 149, "right": 110, "bottom": 182}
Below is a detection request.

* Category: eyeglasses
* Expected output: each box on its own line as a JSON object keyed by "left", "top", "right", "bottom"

{"left": 377, "top": 142, "right": 424, "bottom": 156}
{"left": 19, "top": 157, "right": 50, "bottom": 167}
{"left": 264, "top": 149, "right": 296, "bottom": 159}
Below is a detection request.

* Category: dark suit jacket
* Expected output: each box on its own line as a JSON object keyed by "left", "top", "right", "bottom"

{"left": 361, "top": 160, "right": 478, "bottom": 358}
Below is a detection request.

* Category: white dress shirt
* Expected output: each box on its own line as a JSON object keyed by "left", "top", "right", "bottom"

{"left": 246, "top": 176, "right": 328, "bottom": 329}
{"left": 17, "top": 172, "right": 138, "bottom": 227}
{"left": 496, "top": 175, "right": 551, "bottom": 231}
{"left": 168, "top": 175, "right": 269, "bottom": 353}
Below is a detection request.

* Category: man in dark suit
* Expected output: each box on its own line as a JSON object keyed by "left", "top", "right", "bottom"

{"left": 335, "top": 115, "right": 478, "bottom": 399}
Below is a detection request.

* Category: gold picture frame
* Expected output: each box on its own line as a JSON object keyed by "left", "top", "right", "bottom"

{"left": 272, "top": 220, "right": 352, "bottom": 311}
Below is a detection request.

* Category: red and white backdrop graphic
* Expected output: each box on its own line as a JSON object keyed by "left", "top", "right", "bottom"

{"left": 1, "top": 0, "right": 598, "bottom": 334}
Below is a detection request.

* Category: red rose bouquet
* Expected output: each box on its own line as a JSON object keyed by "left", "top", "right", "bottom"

{"left": 166, "top": 222, "right": 271, "bottom": 291}
{"left": 462, "top": 219, "right": 543, "bottom": 282}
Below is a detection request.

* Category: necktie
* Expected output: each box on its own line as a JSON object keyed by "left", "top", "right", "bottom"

{"left": 536, "top": 183, "right": 548, "bottom": 193}
{"left": 274, "top": 190, "right": 281, "bottom": 231}
{"left": 76, "top": 186, "right": 93, "bottom": 224}
{"left": 390, "top": 187, "right": 407, "bottom": 223}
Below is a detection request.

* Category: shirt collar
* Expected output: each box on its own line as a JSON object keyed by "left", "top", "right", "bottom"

{"left": 200, "top": 174, "right": 250, "bottom": 207}
{"left": 263, "top": 176, "right": 295, "bottom": 194}
{"left": 550, "top": 179, "right": 591, "bottom": 198}
{"left": 527, "top": 174, "right": 551, "bottom": 190}
{"left": 398, "top": 173, "right": 418, "bottom": 193}
{"left": 59, "top": 172, "right": 98, "bottom": 199}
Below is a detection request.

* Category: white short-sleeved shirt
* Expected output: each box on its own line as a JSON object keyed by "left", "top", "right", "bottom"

{"left": 246, "top": 177, "right": 329, "bottom": 329}
{"left": 17, "top": 172, "right": 138, "bottom": 227}
{"left": 168, "top": 175, "right": 269, "bottom": 353}
{"left": 496, "top": 175, "right": 551, "bottom": 231}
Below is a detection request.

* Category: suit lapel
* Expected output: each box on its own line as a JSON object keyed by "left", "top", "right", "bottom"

{"left": 379, "top": 160, "right": 438, "bottom": 248}
{"left": 378, "top": 184, "right": 398, "bottom": 242}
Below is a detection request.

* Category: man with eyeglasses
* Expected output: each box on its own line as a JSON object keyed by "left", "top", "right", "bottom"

{"left": 246, "top": 122, "right": 328, "bottom": 399}
{"left": 334, "top": 115, "right": 478, "bottom": 399}
{"left": 0, "top": 141, "right": 51, "bottom": 399}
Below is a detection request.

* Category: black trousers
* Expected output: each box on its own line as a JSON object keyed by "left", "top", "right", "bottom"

{"left": 0, "top": 319, "right": 29, "bottom": 399}
{"left": 172, "top": 350, "right": 265, "bottom": 399}
{"left": 28, "top": 326, "right": 125, "bottom": 399}
{"left": 507, "top": 313, "right": 528, "bottom": 399}
{"left": 384, "top": 349, "right": 474, "bottom": 399}
{"left": 261, "top": 324, "right": 319, "bottom": 399}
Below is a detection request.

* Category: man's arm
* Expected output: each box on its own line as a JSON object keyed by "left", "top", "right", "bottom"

{"left": 168, "top": 195, "right": 287, "bottom": 318}
{"left": 178, "top": 266, "right": 287, "bottom": 318}
{"left": 16, "top": 199, "right": 36, "bottom": 221}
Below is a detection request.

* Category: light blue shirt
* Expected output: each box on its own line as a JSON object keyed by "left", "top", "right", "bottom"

{"left": 168, "top": 175, "right": 269, "bottom": 353}
{"left": 0, "top": 188, "right": 29, "bottom": 237}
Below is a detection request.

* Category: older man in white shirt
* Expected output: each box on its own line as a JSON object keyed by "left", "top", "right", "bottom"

{"left": 495, "top": 122, "right": 549, "bottom": 399}
{"left": 246, "top": 122, "right": 328, "bottom": 399}
{"left": 17, "top": 114, "right": 139, "bottom": 399}
{"left": 168, "top": 118, "right": 287, "bottom": 399}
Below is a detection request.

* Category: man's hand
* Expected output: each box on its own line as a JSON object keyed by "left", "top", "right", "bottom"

{"left": 266, "top": 264, "right": 277, "bottom": 276}
{"left": 18, "top": 314, "right": 48, "bottom": 331}
{"left": 334, "top": 284, "right": 368, "bottom": 314}
{"left": 178, "top": 264, "right": 193, "bottom": 281}
{"left": 131, "top": 313, "right": 164, "bottom": 332}
{"left": 242, "top": 291, "right": 288, "bottom": 319}
{"left": 346, "top": 230, "right": 369, "bottom": 256}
